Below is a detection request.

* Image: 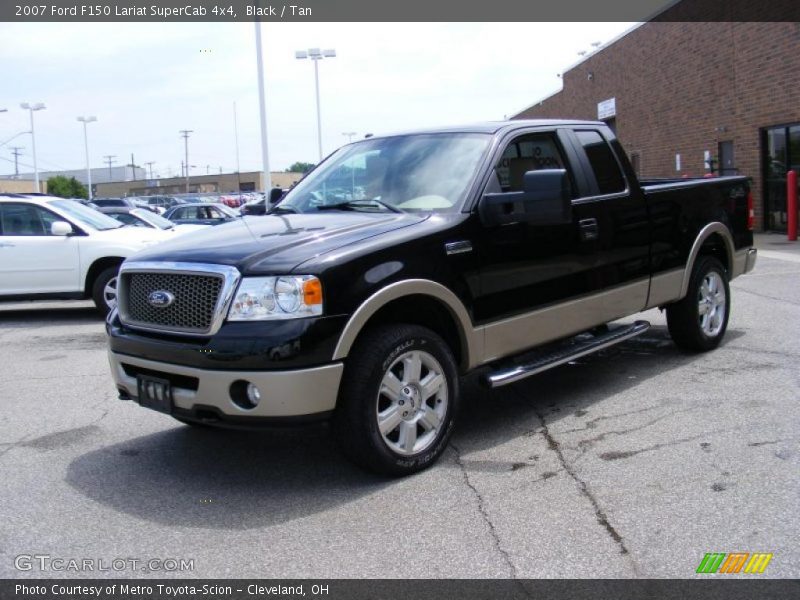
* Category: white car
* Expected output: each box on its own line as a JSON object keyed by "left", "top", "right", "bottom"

{"left": 0, "top": 195, "right": 172, "bottom": 315}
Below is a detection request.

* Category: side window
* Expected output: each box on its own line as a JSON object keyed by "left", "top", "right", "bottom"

{"left": 0, "top": 203, "right": 58, "bottom": 236}
{"left": 495, "top": 134, "right": 567, "bottom": 193}
{"left": 575, "top": 130, "right": 626, "bottom": 195}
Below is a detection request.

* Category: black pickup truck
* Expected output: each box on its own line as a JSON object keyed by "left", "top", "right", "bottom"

{"left": 106, "top": 120, "right": 757, "bottom": 475}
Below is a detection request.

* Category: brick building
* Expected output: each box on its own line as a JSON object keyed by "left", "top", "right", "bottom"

{"left": 513, "top": 4, "right": 800, "bottom": 231}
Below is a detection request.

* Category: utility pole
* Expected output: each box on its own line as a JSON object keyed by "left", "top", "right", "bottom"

{"left": 103, "top": 155, "right": 116, "bottom": 181}
{"left": 127, "top": 153, "right": 137, "bottom": 180}
{"left": 145, "top": 161, "right": 155, "bottom": 179}
{"left": 206, "top": 164, "right": 210, "bottom": 175}
{"left": 179, "top": 129, "right": 192, "bottom": 192}
{"left": 10, "top": 147, "right": 23, "bottom": 177}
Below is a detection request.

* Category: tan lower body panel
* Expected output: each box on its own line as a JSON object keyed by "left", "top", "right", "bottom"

{"left": 109, "top": 351, "right": 343, "bottom": 418}
{"left": 478, "top": 278, "right": 650, "bottom": 364}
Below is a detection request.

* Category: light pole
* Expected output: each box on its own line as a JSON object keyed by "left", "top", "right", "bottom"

{"left": 254, "top": 22, "right": 272, "bottom": 192}
{"left": 296, "top": 47, "right": 336, "bottom": 161}
{"left": 20, "top": 102, "right": 46, "bottom": 192}
{"left": 179, "top": 130, "right": 192, "bottom": 192}
{"left": 342, "top": 131, "right": 357, "bottom": 144}
{"left": 77, "top": 116, "right": 97, "bottom": 201}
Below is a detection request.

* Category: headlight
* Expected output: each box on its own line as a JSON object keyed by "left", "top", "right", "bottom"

{"left": 227, "top": 275, "right": 323, "bottom": 321}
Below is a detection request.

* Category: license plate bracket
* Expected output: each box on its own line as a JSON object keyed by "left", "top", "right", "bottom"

{"left": 136, "top": 375, "right": 173, "bottom": 414}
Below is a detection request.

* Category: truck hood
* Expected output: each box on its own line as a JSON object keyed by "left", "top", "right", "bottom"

{"left": 128, "top": 212, "right": 429, "bottom": 273}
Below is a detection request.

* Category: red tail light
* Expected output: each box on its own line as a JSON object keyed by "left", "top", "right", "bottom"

{"left": 747, "top": 191, "right": 754, "bottom": 231}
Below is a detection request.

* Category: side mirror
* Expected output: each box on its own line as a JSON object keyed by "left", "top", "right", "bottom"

{"left": 268, "top": 187, "right": 285, "bottom": 205}
{"left": 51, "top": 221, "right": 74, "bottom": 236}
{"left": 479, "top": 169, "right": 572, "bottom": 227}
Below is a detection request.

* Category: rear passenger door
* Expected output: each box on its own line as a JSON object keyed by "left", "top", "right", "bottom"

{"left": 563, "top": 128, "right": 650, "bottom": 294}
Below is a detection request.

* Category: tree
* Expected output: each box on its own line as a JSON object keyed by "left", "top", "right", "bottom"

{"left": 285, "top": 162, "right": 315, "bottom": 174}
{"left": 46, "top": 176, "right": 88, "bottom": 199}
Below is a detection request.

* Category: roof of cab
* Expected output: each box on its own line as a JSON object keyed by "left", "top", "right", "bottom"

{"left": 363, "top": 119, "right": 606, "bottom": 139}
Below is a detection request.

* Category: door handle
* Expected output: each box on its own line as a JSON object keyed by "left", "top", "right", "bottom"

{"left": 578, "top": 218, "right": 599, "bottom": 242}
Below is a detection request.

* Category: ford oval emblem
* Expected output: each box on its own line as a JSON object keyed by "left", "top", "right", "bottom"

{"left": 148, "top": 290, "right": 175, "bottom": 308}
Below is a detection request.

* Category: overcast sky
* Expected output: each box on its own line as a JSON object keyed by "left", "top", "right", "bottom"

{"left": 1, "top": 22, "right": 637, "bottom": 179}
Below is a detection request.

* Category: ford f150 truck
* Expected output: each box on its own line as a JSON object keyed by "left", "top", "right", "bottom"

{"left": 106, "top": 120, "right": 757, "bottom": 475}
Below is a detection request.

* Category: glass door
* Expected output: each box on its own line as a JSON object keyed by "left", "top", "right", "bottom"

{"left": 763, "top": 124, "right": 800, "bottom": 231}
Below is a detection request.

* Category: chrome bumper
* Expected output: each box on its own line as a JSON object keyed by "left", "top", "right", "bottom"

{"left": 109, "top": 351, "right": 343, "bottom": 418}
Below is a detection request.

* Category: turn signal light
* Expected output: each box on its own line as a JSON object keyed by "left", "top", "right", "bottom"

{"left": 303, "top": 278, "right": 323, "bottom": 305}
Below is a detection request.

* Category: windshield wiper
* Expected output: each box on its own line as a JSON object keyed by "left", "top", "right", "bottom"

{"left": 316, "top": 199, "right": 403, "bottom": 214}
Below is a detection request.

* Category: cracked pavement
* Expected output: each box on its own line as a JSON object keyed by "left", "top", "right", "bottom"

{"left": 0, "top": 244, "right": 798, "bottom": 578}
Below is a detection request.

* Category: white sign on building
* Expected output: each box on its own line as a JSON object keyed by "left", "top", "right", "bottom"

{"left": 597, "top": 97, "right": 616, "bottom": 120}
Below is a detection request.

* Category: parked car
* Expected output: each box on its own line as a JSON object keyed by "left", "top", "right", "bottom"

{"left": 106, "top": 120, "right": 756, "bottom": 475}
{"left": 218, "top": 194, "right": 246, "bottom": 208}
{"left": 141, "top": 195, "right": 187, "bottom": 215}
{"left": 0, "top": 195, "right": 171, "bottom": 315}
{"left": 98, "top": 207, "right": 208, "bottom": 235}
{"left": 163, "top": 203, "right": 238, "bottom": 225}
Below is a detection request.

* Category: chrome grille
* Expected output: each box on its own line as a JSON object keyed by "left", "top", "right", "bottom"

{"left": 124, "top": 272, "right": 222, "bottom": 332}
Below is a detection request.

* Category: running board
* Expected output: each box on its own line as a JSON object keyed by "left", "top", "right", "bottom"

{"left": 484, "top": 320, "right": 651, "bottom": 388}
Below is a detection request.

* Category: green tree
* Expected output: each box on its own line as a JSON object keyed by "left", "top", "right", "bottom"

{"left": 285, "top": 161, "right": 315, "bottom": 174}
{"left": 46, "top": 176, "right": 88, "bottom": 199}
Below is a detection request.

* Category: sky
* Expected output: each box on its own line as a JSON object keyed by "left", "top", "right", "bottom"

{"left": 0, "top": 22, "right": 637, "bottom": 179}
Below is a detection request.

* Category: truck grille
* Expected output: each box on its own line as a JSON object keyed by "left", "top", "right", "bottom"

{"left": 117, "top": 263, "right": 241, "bottom": 336}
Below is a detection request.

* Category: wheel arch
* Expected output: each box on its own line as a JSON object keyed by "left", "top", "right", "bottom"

{"left": 84, "top": 256, "right": 125, "bottom": 296}
{"left": 332, "top": 280, "right": 481, "bottom": 371}
{"left": 680, "top": 222, "right": 734, "bottom": 299}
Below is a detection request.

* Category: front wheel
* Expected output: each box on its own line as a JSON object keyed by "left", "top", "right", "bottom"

{"left": 333, "top": 324, "right": 459, "bottom": 476}
{"left": 91, "top": 266, "right": 120, "bottom": 317}
{"left": 666, "top": 256, "right": 730, "bottom": 352}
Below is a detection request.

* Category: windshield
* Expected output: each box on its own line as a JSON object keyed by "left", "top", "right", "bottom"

{"left": 130, "top": 208, "right": 176, "bottom": 229}
{"left": 276, "top": 133, "right": 491, "bottom": 214}
{"left": 49, "top": 199, "right": 123, "bottom": 231}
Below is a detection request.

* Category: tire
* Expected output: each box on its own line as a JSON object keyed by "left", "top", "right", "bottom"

{"left": 666, "top": 256, "right": 730, "bottom": 352}
{"left": 91, "top": 266, "right": 120, "bottom": 317}
{"left": 333, "top": 324, "right": 459, "bottom": 476}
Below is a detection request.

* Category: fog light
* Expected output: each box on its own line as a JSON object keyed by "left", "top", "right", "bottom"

{"left": 246, "top": 383, "right": 261, "bottom": 406}
{"left": 230, "top": 380, "right": 261, "bottom": 410}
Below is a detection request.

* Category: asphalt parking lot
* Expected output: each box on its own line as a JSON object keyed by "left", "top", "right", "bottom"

{"left": 1, "top": 237, "right": 798, "bottom": 579}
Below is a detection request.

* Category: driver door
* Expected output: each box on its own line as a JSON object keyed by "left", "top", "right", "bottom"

{"left": 0, "top": 202, "right": 81, "bottom": 295}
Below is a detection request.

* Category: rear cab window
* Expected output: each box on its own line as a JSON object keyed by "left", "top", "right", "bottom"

{"left": 574, "top": 130, "right": 627, "bottom": 195}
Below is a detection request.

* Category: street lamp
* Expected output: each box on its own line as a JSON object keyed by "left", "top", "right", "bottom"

{"left": 342, "top": 131, "right": 357, "bottom": 143}
{"left": 77, "top": 116, "right": 97, "bottom": 201}
{"left": 20, "top": 102, "right": 46, "bottom": 192}
{"left": 295, "top": 47, "right": 336, "bottom": 161}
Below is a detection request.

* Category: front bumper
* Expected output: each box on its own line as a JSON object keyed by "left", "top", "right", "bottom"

{"left": 109, "top": 351, "right": 344, "bottom": 423}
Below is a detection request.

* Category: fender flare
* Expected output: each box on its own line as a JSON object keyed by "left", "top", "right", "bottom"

{"left": 680, "top": 222, "right": 735, "bottom": 298}
{"left": 331, "top": 279, "right": 481, "bottom": 370}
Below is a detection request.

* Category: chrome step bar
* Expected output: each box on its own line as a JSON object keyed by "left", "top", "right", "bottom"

{"left": 484, "top": 320, "right": 651, "bottom": 388}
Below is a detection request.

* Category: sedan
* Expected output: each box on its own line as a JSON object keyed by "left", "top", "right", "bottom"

{"left": 98, "top": 207, "right": 207, "bottom": 235}
{"left": 163, "top": 203, "right": 238, "bottom": 225}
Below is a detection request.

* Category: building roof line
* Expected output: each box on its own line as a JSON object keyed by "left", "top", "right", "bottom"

{"left": 511, "top": 14, "right": 676, "bottom": 119}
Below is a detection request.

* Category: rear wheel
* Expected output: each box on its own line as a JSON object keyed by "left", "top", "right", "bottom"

{"left": 91, "top": 266, "right": 120, "bottom": 317}
{"left": 333, "top": 324, "right": 459, "bottom": 476}
{"left": 666, "top": 256, "right": 730, "bottom": 352}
